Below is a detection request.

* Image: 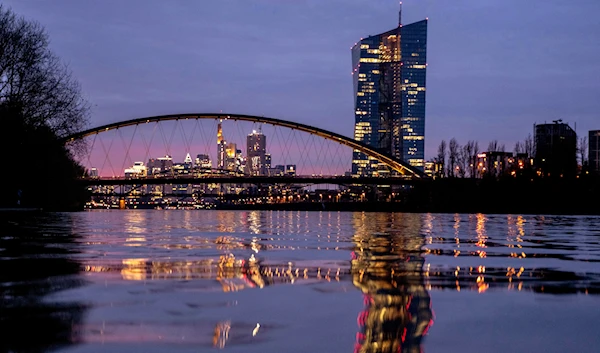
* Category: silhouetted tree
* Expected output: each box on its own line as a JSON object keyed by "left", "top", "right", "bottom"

{"left": 487, "top": 140, "right": 499, "bottom": 152}
{"left": 472, "top": 141, "right": 480, "bottom": 177}
{"left": 461, "top": 140, "right": 478, "bottom": 178}
{"left": 448, "top": 138, "right": 460, "bottom": 177}
{"left": 514, "top": 141, "right": 524, "bottom": 154}
{"left": 457, "top": 144, "right": 469, "bottom": 178}
{"left": 436, "top": 140, "right": 447, "bottom": 177}
{"left": 524, "top": 134, "right": 535, "bottom": 157}
{"left": 0, "top": 5, "right": 89, "bottom": 209}
{"left": 578, "top": 136, "right": 588, "bottom": 166}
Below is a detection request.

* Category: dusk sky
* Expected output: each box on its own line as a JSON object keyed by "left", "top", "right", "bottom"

{"left": 5, "top": 0, "right": 600, "bottom": 159}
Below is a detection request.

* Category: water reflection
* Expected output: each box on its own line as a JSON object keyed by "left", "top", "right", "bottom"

{"left": 0, "top": 212, "right": 85, "bottom": 352}
{"left": 351, "top": 213, "right": 433, "bottom": 353}
{"left": 7, "top": 210, "right": 600, "bottom": 352}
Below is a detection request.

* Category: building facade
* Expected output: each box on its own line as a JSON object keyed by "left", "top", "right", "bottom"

{"left": 590, "top": 130, "right": 600, "bottom": 174}
{"left": 247, "top": 130, "right": 267, "bottom": 175}
{"left": 195, "top": 154, "right": 212, "bottom": 170}
{"left": 534, "top": 122, "right": 577, "bottom": 177}
{"left": 351, "top": 7, "right": 427, "bottom": 176}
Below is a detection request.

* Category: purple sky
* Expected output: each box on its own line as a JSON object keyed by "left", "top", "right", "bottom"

{"left": 5, "top": 0, "right": 600, "bottom": 159}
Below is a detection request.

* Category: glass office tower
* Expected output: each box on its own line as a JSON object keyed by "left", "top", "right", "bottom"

{"left": 351, "top": 9, "right": 427, "bottom": 176}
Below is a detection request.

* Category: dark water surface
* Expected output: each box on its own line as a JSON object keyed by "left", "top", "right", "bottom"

{"left": 1, "top": 211, "right": 600, "bottom": 352}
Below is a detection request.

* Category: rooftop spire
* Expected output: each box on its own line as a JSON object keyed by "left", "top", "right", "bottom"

{"left": 399, "top": 1, "right": 402, "bottom": 27}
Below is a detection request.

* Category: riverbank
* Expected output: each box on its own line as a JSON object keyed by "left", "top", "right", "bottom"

{"left": 216, "top": 177, "right": 600, "bottom": 215}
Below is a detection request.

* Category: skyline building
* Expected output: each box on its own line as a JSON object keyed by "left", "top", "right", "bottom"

{"left": 195, "top": 154, "right": 212, "bottom": 170}
{"left": 147, "top": 155, "right": 173, "bottom": 175}
{"left": 590, "top": 130, "right": 600, "bottom": 174}
{"left": 351, "top": 4, "right": 427, "bottom": 176}
{"left": 534, "top": 122, "right": 577, "bottom": 178}
{"left": 247, "top": 129, "right": 267, "bottom": 175}
{"left": 217, "top": 121, "right": 226, "bottom": 170}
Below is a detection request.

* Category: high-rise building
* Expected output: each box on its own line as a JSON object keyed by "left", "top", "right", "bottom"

{"left": 590, "top": 130, "right": 600, "bottom": 174}
{"left": 147, "top": 155, "right": 173, "bottom": 175}
{"left": 217, "top": 121, "right": 226, "bottom": 170}
{"left": 195, "top": 154, "right": 212, "bottom": 170}
{"left": 247, "top": 129, "right": 267, "bottom": 175}
{"left": 124, "top": 161, "right": 147, "bottom": 178}
{"left": 270, "top": 164, "right": 285, "bottom": 176}
{"left": 534, "top": 122, "right": 577, "bottom": 177}
{"left": 225, "top": 142, "right": 237, "bottom": 171}
{"left": 351, "top": 5, "right": 427, "bottom": 176}
{"left": 285, "top": 165, "right": 297, "bottom": 176}
{"left": 183, "top": 153, "right": 193, "bottom": 168}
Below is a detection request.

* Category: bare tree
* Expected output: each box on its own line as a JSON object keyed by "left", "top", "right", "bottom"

{"left": 472, "top": 141, "right": 480, "bottom": 177}
{"left": 524, "top": 134, "right": 535, "bottom": 158}
{"left": 0, "top": 5, "right": 89, "bottom": 139}
{"left": 437, "top": 140, "right": 447, "bottom": 177}
{"left": 514, "top": 141, "right": 524, "bottom": 154}
{"left": 461, "top": 140, "right": 479, "bottom": 178}
{"left": 458, "top": 143, "right": 472, "bottom": 178}
{"left": 579, "top": 136, "right": 588, "bottom": 166}
{"left": 448, "top": 138, "right": 460, "bottom": 177}
{"left": 487, "top": 140, "right": 499, "bottom": 152}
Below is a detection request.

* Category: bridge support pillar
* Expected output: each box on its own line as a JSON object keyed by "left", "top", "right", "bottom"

{"left": 119, "top": 198, "right": 126, "bottom": 210}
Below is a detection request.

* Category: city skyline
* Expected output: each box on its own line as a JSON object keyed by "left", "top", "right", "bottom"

{"left": 4, "top": 0, "right": 599, "bottom": 160}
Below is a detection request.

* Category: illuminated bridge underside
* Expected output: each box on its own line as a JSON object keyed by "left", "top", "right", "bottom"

{"left": 81, "top": 175, "right": 423, "bottom": 187}
{"left": 64, "top": 113, "right": 427, "bottom": 179}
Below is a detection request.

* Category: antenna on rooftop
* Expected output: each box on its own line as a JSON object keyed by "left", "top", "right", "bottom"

{"left": 399, "top": 1, "right": 403, "bottom": 27}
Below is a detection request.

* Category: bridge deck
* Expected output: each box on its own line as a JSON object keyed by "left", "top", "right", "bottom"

{"left": 81, "top": 175, "right": 425, "bottom": 186}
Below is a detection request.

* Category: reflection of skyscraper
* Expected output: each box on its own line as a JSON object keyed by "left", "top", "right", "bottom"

{"left": 351, "top": 213, "right": 433, "bottom": 353}
{"left": 352, "top": 5, "right": 427, "bottom": 176}
{"left": 247, "top": 130, "right": 267, "bottom": 176}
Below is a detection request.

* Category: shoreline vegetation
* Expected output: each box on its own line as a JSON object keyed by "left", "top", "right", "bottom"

{"left": 0, "top": 6, "right": 89, "bottom": 211}
{"left": 214, "top": 177, "right": 600, "bottom": 215}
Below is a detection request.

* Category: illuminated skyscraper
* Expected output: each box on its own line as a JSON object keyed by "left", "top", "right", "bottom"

{"left": 351, "top": 5, "right": 427, "bottom": 175}
{"left": 217, "top": 121, "right": 226, "bottom": 170}
{"left": 247, "top": 129, "right": 267, "bottom": 175}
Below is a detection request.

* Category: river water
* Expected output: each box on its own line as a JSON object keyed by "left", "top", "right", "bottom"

{"left": 1, "top": 211, "right": 599, "bottom": 353}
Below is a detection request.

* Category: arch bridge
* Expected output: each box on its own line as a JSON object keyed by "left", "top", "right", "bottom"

{"left": 65, "top": 113, "right": 428, "bottom": 205}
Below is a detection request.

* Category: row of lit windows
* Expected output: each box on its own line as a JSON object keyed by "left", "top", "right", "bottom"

{"left": 408, "top": 159, "right": 424, "bottom": 167}
{"left": 404, "top": 136, "right": 424, "bottom": 140}
{"left": 359, "top": 58, "right": 381, "bottom": 63}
